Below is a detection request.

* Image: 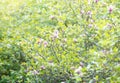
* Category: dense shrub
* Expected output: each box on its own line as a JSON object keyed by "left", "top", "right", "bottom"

{"left": 0, "top": 0, "right": 120, "bottom": 83}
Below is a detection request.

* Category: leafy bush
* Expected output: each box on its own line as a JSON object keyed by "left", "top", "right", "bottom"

{"left": 0, "top": 0, "right": 120, "bottom": 83}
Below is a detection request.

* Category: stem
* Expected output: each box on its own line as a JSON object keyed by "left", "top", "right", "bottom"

{"left": 50, "top": 42, "right": 60, "bottom": 63}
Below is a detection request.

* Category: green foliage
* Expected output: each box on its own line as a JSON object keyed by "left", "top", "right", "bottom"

{"left": 0, "top": 0, "right": 120, "bottom": 83}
